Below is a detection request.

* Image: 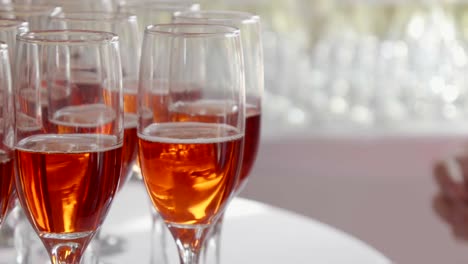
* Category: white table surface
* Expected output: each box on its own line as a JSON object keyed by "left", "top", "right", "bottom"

{"left": 96, "top": 181, "right": 392, "bottom": 264}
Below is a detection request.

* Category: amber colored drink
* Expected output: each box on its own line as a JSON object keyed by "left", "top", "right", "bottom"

{"left": 119, "top": 113, "right": 138, "bottom": 191}
{"left": 0, "top": 149, "right": 14, "bottom": 226}
{"left": 170, "top": 100, "right": 260, "bottom": 190}
{"left": 170, "top": 100, "right": 239, "bottom": 125}
{"left": 15, "top": 134, "right": 122, "bottom": 235}
{"left": 138, "top": 122, "right": 243, "bottom": 226}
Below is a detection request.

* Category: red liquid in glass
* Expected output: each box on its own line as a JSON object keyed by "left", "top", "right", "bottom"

{"left": 0, "top": 150, "right": 13, "bottom": 226}
{"left": 138, "top": 122, "right": 242, "bottom": 225}
{"left": 15, "top": 134, "right": 122, "bottom": 234}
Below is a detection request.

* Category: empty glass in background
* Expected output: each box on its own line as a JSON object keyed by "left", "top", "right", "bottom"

{"left": 173, "top": 10, "right": 264, "bottom": 264}
{"left": 48, "top": 11, "right": 141, "bottom": 263}
{"left": 6, "top": 0, "right": 114, "bottom": 11}
{"left": 0, "top": 4, "right": 61, "bottom": 30}
{"left": 12, "top": 29, "right": 124, "bottom": 264}
{"left": 117, "top": 1, "right": 199, "bottom": 41}
{"left": 0, "top": 18, "right": 26, "bottom": 61}
{"left": 138, "top": 23, "right": 245, "bottom": 264}
{"left": 35, "top": 0, "right": 115, "bottom": 12}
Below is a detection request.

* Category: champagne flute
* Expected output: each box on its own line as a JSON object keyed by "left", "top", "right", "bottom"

{"left": 48, "top": 11, "right": 140, "bottom": 260}
{"left": 138, "top": 23, "right": 245, "bottom": 264}
{"left": 117, "top": 2, "right": 200, "bottom": 263}
{"left": 173, "top": 10, "right": 264, "bottom": 264}
{"left": 12, "top": 29, "right": 124, "bottom": 264}
{"left": 0, "top": 4, "right": 61, "bottom": 30}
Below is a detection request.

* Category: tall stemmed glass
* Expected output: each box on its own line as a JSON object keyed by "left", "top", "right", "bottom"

{"left": 173, "top": 11, "right": 263, "bottom": 264}
{"left": 12, "top": 29, "right": 123, "bottom": 264}
{"left": 48, "top": 11, "right": 140, "bottom": 260}
{"left": 117, "top": 2, "right": 200, "bottom": 263}
{"left": 0, "top": 41, "right": 13, "bottom": 230}
{"left": 138, "top": 23, "right": 245, "bottom": 264}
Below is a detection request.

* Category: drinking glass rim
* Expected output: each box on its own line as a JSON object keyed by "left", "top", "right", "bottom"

{"left": 118, "top": 0, "right": 199, "bottom": 11}
{"left": 145, "top": 23, "right": 240, "bottom": 38}
{"left": 0, "top": 4, "right": 62, "bottom": 16}
{"left": 50, "top": 11, "right": 137, "bottom": 23}
{"left": 173, "top": 10, "right": 260, "bottom": 25}
{"left": 17, "top": 30, "right": 118, "bottom": 45}
{"left": 0, "top": 18, "right": 28, "bottom": 29}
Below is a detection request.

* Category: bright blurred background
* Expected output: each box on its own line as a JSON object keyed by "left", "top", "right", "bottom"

{"left": 203, "top": 0, "right": 468, "bottom": 137}
{"left": 197, "top": 0, "right": 468, "bottom": 263}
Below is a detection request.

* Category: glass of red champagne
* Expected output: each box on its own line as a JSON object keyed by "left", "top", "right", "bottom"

{"left": 11, "top": 29, "right": 124, "bottom": 264}
{"left": 118, "top": 2, "right": 201, "bottom": 263}
{"left": 48, "top": 11, "right": 140, "bottom": 261}
{"left": 173, "top": 10, "right": 263, "bottom": 264}
{"left": 138, "top": 23, "right": 245, "bottom": 264}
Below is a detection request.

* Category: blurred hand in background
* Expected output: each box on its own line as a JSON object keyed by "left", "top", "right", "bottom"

{"left": 433, "top": 156, "right": 468, "bottom": 241}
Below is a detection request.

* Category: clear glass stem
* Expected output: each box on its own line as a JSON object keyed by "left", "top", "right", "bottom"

{"left": 49, "top": 242, "right": 83, "bottom": 264}
{"left": 150, "top": 206, "right": 169, "bottom": 264}
{"left": 168, "top": 224, "right": 209, "bottom": 264}
{"left": 41, "top": 235, "right": 90, "bottom": 264}
{"left": 202, "top": 216, "right": 224, "bottom": 264}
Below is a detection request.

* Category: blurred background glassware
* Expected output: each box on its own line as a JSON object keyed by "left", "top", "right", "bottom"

{"left": 0, "top": 4, "right": 61, "bottom": 30}
{"left": 117, "top": 0, "right": 200, "bottom": 40}
{"left": 173, "top": 10, "right": 264, "bottom": 264}
{"left": 12, "top": 29, "right": 123, "bottom": 264}
{"left": 8, "top": 0, "right": 114, "bottom": 12}
{"left": 138, "top": 23, "right": 245, "bottom": 264}
{"left": 220, "top": 0, "right": 468, "bottom": 136}
{"left": 34, "top": 0, "right": 115, "bottom": 12}
{"left": 48, "top": 11, "right": 141, "bottom": 262}
{"left": 0, "top": 18, "right": 26, "bottom": 61}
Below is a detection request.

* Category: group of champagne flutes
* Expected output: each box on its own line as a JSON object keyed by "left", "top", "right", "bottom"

{"left": 0, "top": 1, "right": 263, "bottom": 264}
